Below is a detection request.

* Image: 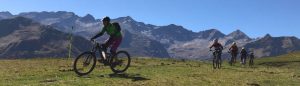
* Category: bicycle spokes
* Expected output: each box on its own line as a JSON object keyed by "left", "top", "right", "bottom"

{"left": 110, "top": 51, "right": 130, "bottom": 73}
{"left": 75, "top": 53, "right": 96, "bottom": 75}
{"left": 83, "top": 55, "right": 92, "bottom": 66}
{"left": 74, "top": 41, "right": 131, "bottom": 76}
{"left": 111, "top": 56, "right": 125, "bottom": 68}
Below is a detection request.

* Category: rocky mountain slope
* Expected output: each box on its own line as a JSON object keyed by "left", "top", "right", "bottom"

{"left": 1, "top": 11, "right": 299, "bottom": 59}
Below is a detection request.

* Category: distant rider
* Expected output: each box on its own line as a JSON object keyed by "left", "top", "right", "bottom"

{"left": 209, "top": 38, "right": 224, "bottom": 62}
{"left": 240, "top": 47, "right": 248, "bottom": 65}
{"left": 229, "top": 42, "right": 238, "bottom": 64}
{"left": 249, "top": 51, "right": 255, "bottom": 66}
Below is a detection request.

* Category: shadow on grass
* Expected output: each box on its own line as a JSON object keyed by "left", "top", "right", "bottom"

{"left": 40, "top": 79, "right": 58, "bottom": 83}
{"left": 258, "top": 61, "right": 300, "bottom": 67}
{"left": 247, "top": 83, "right": 260, "bottom": 86}
{"left": 104, "top": 73, "right": 150, "bottom": 81}
{"left": 222, "top": 67, "right": 254, "bottom": 73}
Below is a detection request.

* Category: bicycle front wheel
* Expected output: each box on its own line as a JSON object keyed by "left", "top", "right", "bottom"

{"left": 110, "top": 51, "right": 131, "bottom": 73}
{"left": 73, "top": 52, "right": 96, "bottom": 76}
{"left": 217, "top": 57, "right": 221, "bottom": 69}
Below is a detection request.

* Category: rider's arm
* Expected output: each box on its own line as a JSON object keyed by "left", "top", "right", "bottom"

{"left": 221, "top": 45, "right": 224, "bottom": 50}
{"left": 229, "top": 46, "right": 232, "bottom": 51}
{"left": 209, "top": 44, "right": 214, "bottom": 49}
{"left": 91, "top": 27, "right": 106, "bottom": 40}
{"left": 219, "top": 43, "right": 224, "bottom": 50}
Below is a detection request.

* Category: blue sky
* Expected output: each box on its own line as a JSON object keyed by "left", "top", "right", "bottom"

{"left": 1, "top": 0, "right": 300, "bottom": 38}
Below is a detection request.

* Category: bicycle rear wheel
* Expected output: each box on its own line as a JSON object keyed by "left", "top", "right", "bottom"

{"left": 73, "top": 52, "right": 96, "bottom": 76}
{"left": 110, "top": 51, "right": 131, "bottom": 73}
{"left": 217, "top": 57, "right": 221, "bottom": 69}
{"left": 229, "top": 57, "right": 233, "bottom": 66}
{"left": 213, "top": 59, "right": 217, "bottom": 69}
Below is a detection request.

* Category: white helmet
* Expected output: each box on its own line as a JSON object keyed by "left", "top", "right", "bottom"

{"left": 232, "top": 42, "right": 236, "bottom": 45}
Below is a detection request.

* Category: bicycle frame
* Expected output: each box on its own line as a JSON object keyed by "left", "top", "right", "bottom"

{"left": 213, "top": 50, "right": 222, "bottom": 62}
{"left": 90, "top": 40, "right": 105, "bottom": 60}
{"left": 74, "top": 40, "right": 131, "bottom": 75}
{"left": 90, "top": 40, "right": 112, "bottom": 61}
{"left": 210, "top": 49, "right": 222, "bottom": 69}
{"left": 211, "top": 50, "right": 222, "bottom": 58}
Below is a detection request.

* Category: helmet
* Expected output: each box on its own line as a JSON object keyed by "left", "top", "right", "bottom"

{"left": 242, "top": 47, "right": 245, "bottom": 50}
{"left": 232, "top": 42, "right": 236, "bottom": 45}
{"left": 102, "top": 16, "right": 110, "bottom": 22}
{"left": 213, "top": 38, "right": 218, "bottom": 43}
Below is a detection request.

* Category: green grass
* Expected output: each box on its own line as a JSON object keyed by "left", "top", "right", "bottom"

{"left": 0, "top": 52, "right": 300, "bottom": 86}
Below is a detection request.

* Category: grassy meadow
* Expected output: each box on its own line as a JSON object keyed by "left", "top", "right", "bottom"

{"left": 0, "top": 52, "right": 300, "bottom": 86}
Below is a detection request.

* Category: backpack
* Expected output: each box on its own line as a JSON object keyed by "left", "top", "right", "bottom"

{"left": 112, "top": 22, "right": 121, "bottom": 32}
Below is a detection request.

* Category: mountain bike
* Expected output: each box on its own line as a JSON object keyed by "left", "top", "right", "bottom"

{"left": 73, "top": 40, "right": 131, "bottom": 76}
{"left": 210, "top": 49, "right": 222, "bottom": 69}
{"left": 228, "top": 51, "right": 237, "bottom": 66}
{"left": 241, "top": 55, "right": 247, "bottom": 65}
{"left": 249, "top": 59, "right": 254, "bottom": 67}
{"left": 249, "top": 57, "right": 254, "bottom": 67}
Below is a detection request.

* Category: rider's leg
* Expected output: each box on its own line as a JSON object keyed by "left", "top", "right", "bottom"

{"left": 242, "top": 56, "right": 245, "bottom": 64}
{"left": 240, "top": 56, "right": 243, "bottom": 64}
{"left": 213, "top": 52, "right": 217, "bottom": 63}
{"left": 249, "top": 58, "right": 252, "bottom": 66}
{"left": 231, "top": 52, "right": 235, "bottom": 63}
{"left": 240, "top": 55, "right": 243, "bottom": 63}
{"left": 233, "top": 52, "right": 237, "bottom": 63}
{"left": 250, "top": 58, "right": 253, "bottom": 64}
{"left": 244, "top": 56, "right": 247, "bottom": 64}
{"left": 110, "top": 37, "right": 122, "bottom": 55}
{"left": 230, "top": 53, "right": 233, "bottom": 63}
{"left": 213, "top": 52, "right": 216, "bottom": 58}
{"left": 218, "top": 51, "right": 222, "bottom": 65}
{"left": 101, "top": 37, "right": 114, "bottom": 63}
{"left": 104, "top": 37, "right": 114, "bottom": 51}
{"left": 242, "top": 56, "right": 246, "bottom": 64}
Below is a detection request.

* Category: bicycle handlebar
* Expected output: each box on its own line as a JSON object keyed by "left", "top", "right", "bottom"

{"left": 91, "top": 39, "right": 96, "bottom": 44}
{"left": 90, "top": 39, "right": 105, "bottom": 45}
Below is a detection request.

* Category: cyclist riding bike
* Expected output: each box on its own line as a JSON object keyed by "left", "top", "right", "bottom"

{"left": 249, "top": 51, "right": 255, "bottom": 66}
{"left": 90, "top": 16, "right": 122, "bottom": 60}
{"left": 229, "top": 42, "right": 238, "bottom": 65}
{"left": 209, "top": 39, "right": 224, "bottom": 66}
{"left": 240, "top": 47, "right": 248, "bottom": 65}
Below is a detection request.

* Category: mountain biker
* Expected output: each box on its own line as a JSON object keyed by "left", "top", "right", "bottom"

{"left": 229, "top": 42, "right": 238, "bottom": 64}
{"left": 209, "top": 38, "right": 224, "bottom": 63}
{"left": 90, "top": 16, "right": 122, "bottom": 56}
{"left": 249, "top": 51, "right": 254, "bottom": 66}
{"left": 240, "top": 47, "right": 247, "bottom": 65}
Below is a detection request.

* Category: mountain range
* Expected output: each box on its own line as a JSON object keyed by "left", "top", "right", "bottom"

{"left": 1, "top": 11, "right": 300, "bottom": 59}
{"left": 0, "top": 17, "right": 91, "bottom": 58}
